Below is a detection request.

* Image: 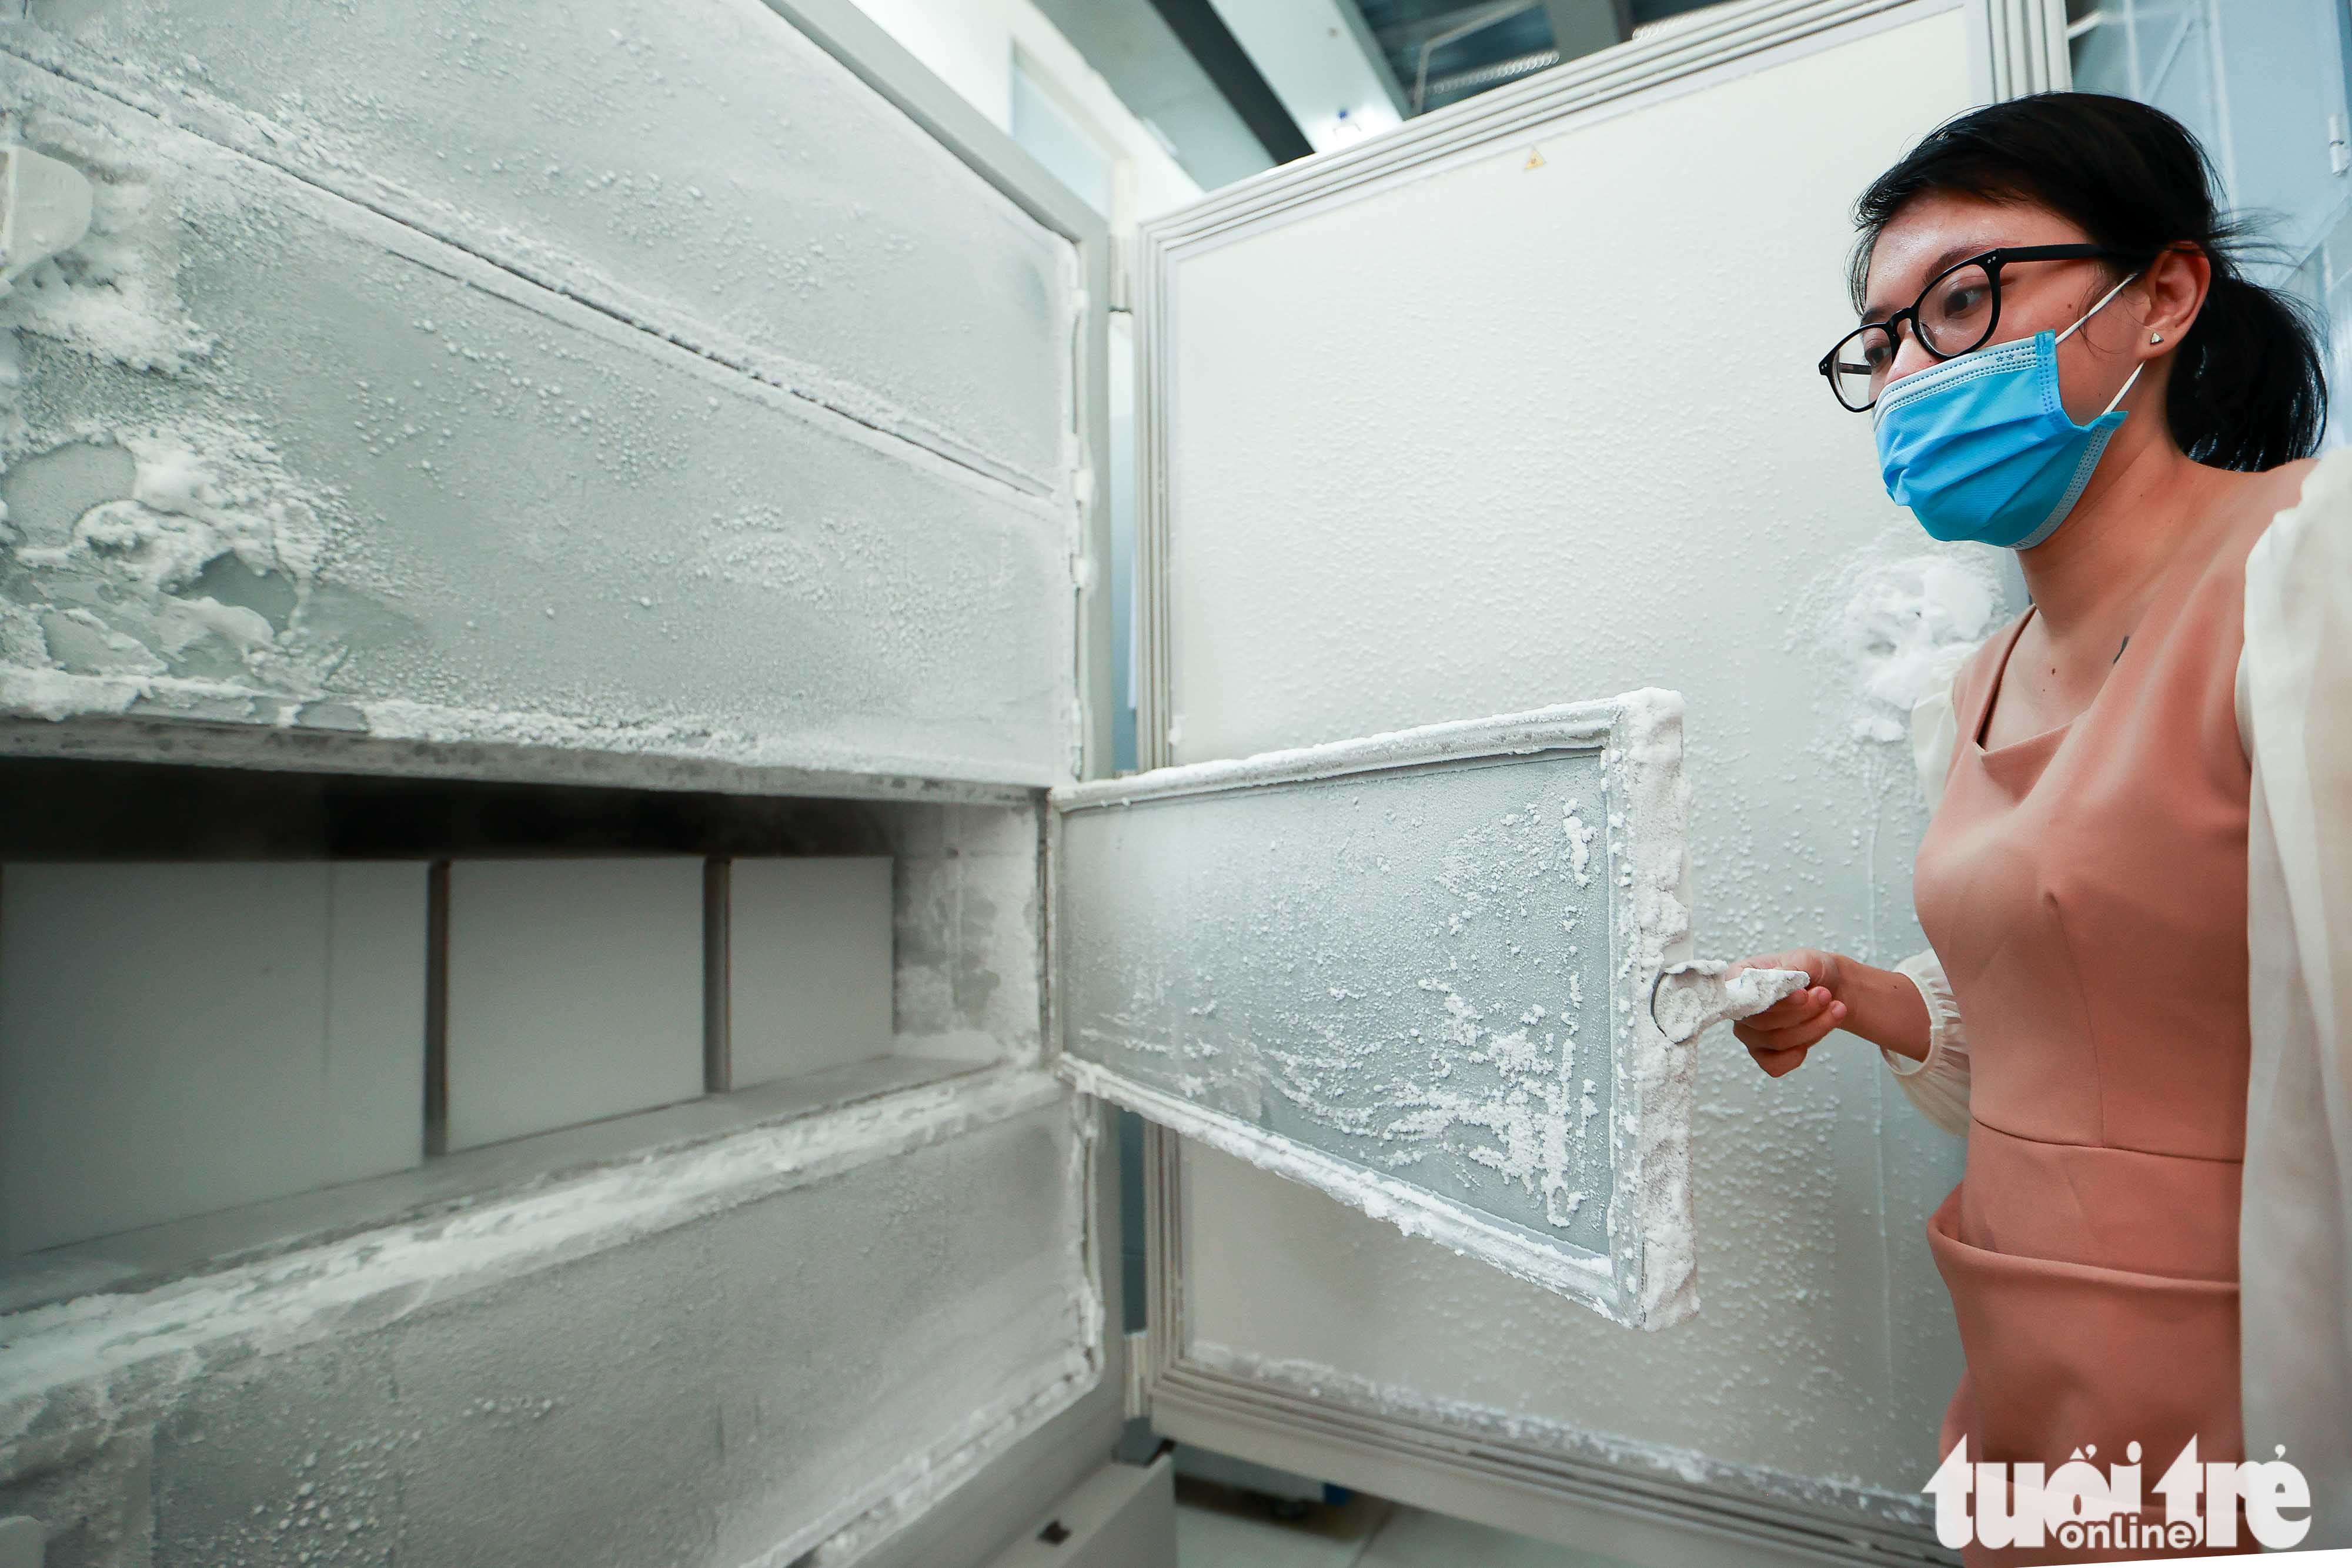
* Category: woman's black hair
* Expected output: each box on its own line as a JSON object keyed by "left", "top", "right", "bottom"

{"left": 1851, "top": 92, "right": 2326, "bottom": 472}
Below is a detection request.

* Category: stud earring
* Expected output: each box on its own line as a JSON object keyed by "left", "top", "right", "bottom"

{"left": 2151, "top": 332, "right": 2164, "bottom": 344}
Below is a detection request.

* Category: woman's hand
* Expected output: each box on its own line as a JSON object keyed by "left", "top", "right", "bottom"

{"left": 1728, "top": 949, "right": 1847, "bottom": 1076}
{"left": 1726, "top": 948, "right": 1930, "bottom": 1078}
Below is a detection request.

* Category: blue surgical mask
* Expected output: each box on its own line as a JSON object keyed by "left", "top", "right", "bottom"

{"left": 1872, "top": 272, "right": 2144, "bottom": 549}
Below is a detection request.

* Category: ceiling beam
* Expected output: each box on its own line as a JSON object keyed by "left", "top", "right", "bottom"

{"left": 1208, "top": 0, "right": 1408, "bottom": 149}
{"left": 1144, "top": 0, "right": 1315, "bottom": 164}
{"left": 1334, "top": 0, "right": 1409, "bottom": 115}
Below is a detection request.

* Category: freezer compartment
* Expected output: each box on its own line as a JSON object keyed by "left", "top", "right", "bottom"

{"left": 0, "top": 756, "right": 1045, "bottom": 1310}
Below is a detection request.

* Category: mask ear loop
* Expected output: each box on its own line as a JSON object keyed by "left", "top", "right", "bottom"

{"left": 2055, "top": 269, "right": 2147, "bottom": 419}
{"left": 2095, "top": 362, "right": 2146, "bottom": 419}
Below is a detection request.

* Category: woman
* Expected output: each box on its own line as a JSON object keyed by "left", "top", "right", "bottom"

{"left": 1735, "top": 93, "right": 2350, "bottom": 1563}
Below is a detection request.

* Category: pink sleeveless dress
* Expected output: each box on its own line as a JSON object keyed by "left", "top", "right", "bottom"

{"left": 1912, "top": 510, "right": 2268, "bottom": 1565}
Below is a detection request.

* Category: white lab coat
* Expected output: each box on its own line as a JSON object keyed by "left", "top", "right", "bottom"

{"left": 1883, "top": 447, "right": 2352, "bottom": 1548}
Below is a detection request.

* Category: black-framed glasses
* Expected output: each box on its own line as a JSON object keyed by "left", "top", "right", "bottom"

{"left": 1818, "top": 245, "right": 2136, "bottom": 412}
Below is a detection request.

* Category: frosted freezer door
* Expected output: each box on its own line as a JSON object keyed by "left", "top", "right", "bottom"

{"left": 1050, "top": 693, "right": 1696, "bottom": 1328}
{"left": 0, "top": 6, "right": 1091, "bottom": 794}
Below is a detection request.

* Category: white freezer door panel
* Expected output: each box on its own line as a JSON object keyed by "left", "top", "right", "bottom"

{"left": 1142, "top": 0, "right": 1989, "bottom": 1514}
{"left": 4, "top": 0, "right": 1077, "bottom": 493}
{"left": 1054, "top": 696, "right": 1695, "bottom": 1329}
{"left": 0, "top": 59, "right": 1076, "bottom": 788}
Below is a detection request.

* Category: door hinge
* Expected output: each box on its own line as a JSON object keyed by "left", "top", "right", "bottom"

{"left": 1109, "top": 234, "right": 1135, "bottom": 316}
{"left": 1122, "top": 1329, "right": 1151, "bottom": 1417}
{"left": 2331, "top": 114, "right": 2351, "bottom": 176}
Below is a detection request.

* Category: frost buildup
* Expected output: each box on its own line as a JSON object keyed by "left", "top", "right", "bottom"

{"left": 0, "top": 108, "right": 342, "bottom": 723}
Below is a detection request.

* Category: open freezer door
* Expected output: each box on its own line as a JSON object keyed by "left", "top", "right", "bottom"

{"left": 1050, "top": 693, "right": 1696, "bottom": 1328}
{"left": 1105, "top": 0, "right": 2045, "bottom": 1555}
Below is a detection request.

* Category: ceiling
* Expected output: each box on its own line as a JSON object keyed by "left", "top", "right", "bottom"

{"left": 1031, "top": 0, "right": 1756, "bottom": 193}
{"left": 1027, "top": 0, "right": 1289, "bottom": 189}
{"left": 1355, "top": 0, "right": 1758, "bottom": 115}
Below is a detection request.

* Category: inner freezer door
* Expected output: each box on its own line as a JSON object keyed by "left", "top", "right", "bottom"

{"left": 1051, "top": 694, "right": 1697, "bottom": 1329}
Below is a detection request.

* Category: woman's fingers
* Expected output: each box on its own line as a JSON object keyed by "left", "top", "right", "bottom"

{"left": 1740, "top": 1036, "right": 1810, "bottom": 1076}
{"left": 1745, "top": 985, "right": 1836, "bottom": 1031}
{"left": 1776, "top": 996, "right": 1849, "bottom": 1039}
{"left": 1720, "top": 949, "right": 1849, "bottom": 1078}
{"left": 1735, "top": 1017, "right": 1829, "bottom": 1053}
{"left": 1733, "top": 995, "right": 1848, "bottom": 1075}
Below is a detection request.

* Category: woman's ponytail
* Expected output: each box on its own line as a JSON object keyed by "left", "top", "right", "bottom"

{"left": 1852, "top": 93, "right": 2330, "bottom": 473}
{"left": 2168, "top": 266, "right": 2326, "bottom": 472}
